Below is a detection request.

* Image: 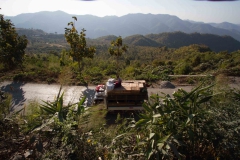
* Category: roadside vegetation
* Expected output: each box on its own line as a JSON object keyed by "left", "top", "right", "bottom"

{"left": 1, "top": 77, "right": 240, "bottom": 159}
{"left": 1, "top": 14, "right": 240, "bottom": 159}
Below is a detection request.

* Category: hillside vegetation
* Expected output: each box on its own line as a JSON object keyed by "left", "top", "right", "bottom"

{"left": 17, "top": 29, "right": 240, "bottom": 53}
{"left": 1, "top": 28, "right": 239, "bottom": 85}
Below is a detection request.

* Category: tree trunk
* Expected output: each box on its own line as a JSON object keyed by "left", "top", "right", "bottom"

{"left": 116, "top": 47, "right": 120, "bottom": 74}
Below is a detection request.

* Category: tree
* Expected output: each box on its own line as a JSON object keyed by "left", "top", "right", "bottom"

{"left": 108, "top": 36, "right": 128, "bottom": 72}
{"left": 0, "top": 14, "right": 28, "bottom": 70}
{"left": 64, "top": 17, "right": 95, "bottom": 74}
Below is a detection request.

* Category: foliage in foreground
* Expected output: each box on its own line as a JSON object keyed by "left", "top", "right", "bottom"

{"left": 0, "top": 83, "right": 240, "bottom": 159}
{"left": 131, "top": 84, "right": 240, "bottom": 159}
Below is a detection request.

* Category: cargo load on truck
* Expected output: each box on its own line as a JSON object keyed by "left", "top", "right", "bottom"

{"left": 104, "top": 80, "right": 148, "bottom": 111}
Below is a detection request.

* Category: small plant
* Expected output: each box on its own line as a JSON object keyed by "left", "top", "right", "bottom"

{"left": 46, "top": 77, "right": 56, "bottom": 84}
{"left": 40, "top": 85, "right": 86, "bottom": 122}
{"left": 0, "top": 91, "right": 11, "bottom": 120}
{"left": 20, "top": 100, "right": 43, "bottom": 133}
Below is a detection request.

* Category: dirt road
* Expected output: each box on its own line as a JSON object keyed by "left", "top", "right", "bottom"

{"left": 0, "top": 81, "right": 96, "bottom": 111}
{"left": 0, "top": 81, "right": 196, "bottom": 111}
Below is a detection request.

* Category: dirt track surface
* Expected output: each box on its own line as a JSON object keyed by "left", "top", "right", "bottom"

{"left": 0, "top": 81, "right": 96, "bottom": 111}
{"left": 0, "top": 81, "right": 194, "bottom": 110}
{"left": 1, "top": 78, "right": 239, "bottom": 111}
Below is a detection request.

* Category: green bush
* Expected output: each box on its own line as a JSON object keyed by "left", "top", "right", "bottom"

{"left": 174, "top": 63, "right": 192, "bottom": 75}
{"left": 13, "top": 73, "right": 24, "bottom": 80}
{"left": 128, "top": 83, "right": 240, "bottom": 159}
{"left": 0, "top": 92, "right": 11, "bottom": 120}
{"left": 20, "top": 100, "right": 43, "bottom": 133}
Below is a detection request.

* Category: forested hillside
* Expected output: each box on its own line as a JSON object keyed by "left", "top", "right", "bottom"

{"left": 0, "top": 27, "right": 239, "bottom": 85}
{"left": 145, "top": 32, "right": 240, "bottom": 52}
{"left": 17, "top": 28, "right": 240, "bottom": 53}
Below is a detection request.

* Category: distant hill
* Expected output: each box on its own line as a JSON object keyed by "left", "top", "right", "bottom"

{"left": 209, "top": 22, "right": 240, "bottom": 33}
{"left": 16, "top": 28, "right": 46, "bottom": 36}
{"left": 5, "top": 11, "right": 240, "bottom": 42}
{"left": 122, "top": 32, "right": 240, "bottom": 52}
{"left": 144, "top": 32, "right": 240, "bottom": 52}
{"left": 94, "top": 35, "right": 118, "bottom": 44}
{"left": 16, "top": 28, "right": 240, "bottom": 52}
{"left": 123, "top": 35, "right": 161, "bottom": 47}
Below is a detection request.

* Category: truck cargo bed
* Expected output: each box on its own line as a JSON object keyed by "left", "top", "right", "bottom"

{"left": 105, "top": 80, "right": 148, "bottom": 110}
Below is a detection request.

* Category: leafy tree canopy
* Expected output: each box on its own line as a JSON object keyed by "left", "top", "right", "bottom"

{"left": 64, "top": 17, "right": 96, "bottom": 72}
{"left": 108, "top": 36, "right": 128, "bottom": 71}
{"left": 0, "top": 14, "right": 28, "bottom": 70}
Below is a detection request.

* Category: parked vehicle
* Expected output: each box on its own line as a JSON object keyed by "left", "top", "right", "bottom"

{"left": 94, "top": 79, "right": 148, "bottom": 110}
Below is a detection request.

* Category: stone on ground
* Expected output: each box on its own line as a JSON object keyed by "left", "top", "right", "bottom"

{"left": 160, "top": 81, "right": 175, "bottom": 89}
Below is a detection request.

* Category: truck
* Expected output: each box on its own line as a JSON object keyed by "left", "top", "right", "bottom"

{"left": 103, "top": 80, "right": 148, "bottom": 111}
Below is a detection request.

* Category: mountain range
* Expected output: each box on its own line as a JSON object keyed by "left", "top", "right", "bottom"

{"left": 99, "top": 32, "right": 240, "bottom": 52}
{"left": 5, "top": 11, "right": 240, "bottom": 42}
{"left": 16, "top": 27, "right": 240, "bottom": 52}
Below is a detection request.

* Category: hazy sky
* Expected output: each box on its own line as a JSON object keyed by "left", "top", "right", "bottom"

{"left": 0, "top": 0, "right": 240, "bottom": 24}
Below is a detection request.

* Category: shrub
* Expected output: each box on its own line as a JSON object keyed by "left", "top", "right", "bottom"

{"left": 174, "top": 63, "right": 192, "bottom": 75}
{"left": 128, "top": 83, "right": 240, "bottom": 159}
{"left": 0, "top": 92, "right": 11, "bottom": 120}
{"left": 19, "top": 100, "right": 43, "bottom": 133}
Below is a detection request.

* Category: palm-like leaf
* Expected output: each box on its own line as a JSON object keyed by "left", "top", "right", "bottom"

{"left": 77, "top": 96, "right": 86, "bottom": 116}
{"left": 136, "top": 83, "right": 217, "bottom": 159}
{"left": 72, "top": 16, "right": 77, "bottom": 21}
{"left": 40, "top": 86, "right": 65, "bottom": 121}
